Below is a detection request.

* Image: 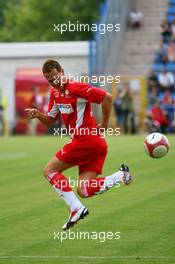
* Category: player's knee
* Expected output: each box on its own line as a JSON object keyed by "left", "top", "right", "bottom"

{"left": 77, "top": 186, "right": 88, "bottom": 198}
{"left": 43, "top": 166, "right": 51, "bottom": 178}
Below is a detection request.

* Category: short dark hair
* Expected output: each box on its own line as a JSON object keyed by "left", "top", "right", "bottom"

{"left": 42, "top": 59, "right": 62, "bottom": 74}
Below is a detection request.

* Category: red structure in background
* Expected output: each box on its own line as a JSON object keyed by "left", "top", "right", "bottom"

{"left": 15, "top": 68, "right": 49, "bottom": 135}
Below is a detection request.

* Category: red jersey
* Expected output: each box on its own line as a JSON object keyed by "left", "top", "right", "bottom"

{"left": 47, "top": 80, "right": 106, "bottom": 131}
{"left": 151, "top": 106, "right": 169, "bottom": 125}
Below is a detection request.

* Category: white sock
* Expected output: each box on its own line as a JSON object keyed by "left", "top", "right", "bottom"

{"left": 103, "top": 170, "right": 123, "bottom": 190}
{"left": 49, "top": 173, "right": 83, "bottom": 212}
{"left": 62, "top": 191, "right": 83, "bottom": 212}
{"left": 59, "top": 190, "right": 83, "bottom": 212}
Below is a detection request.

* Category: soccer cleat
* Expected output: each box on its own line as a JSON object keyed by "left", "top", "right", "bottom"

{"left": 62, "top": 206, "right": 89, "bottom": 230}
{"left": 119, "top": 164, "right": 132, "bottom": 185}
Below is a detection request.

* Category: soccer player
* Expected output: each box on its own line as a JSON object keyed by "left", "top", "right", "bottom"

{"left": 25, "top": 59, "right": 132, "bottom": 230}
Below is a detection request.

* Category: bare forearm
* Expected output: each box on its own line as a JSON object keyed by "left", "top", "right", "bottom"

{"left": 37, "top": 112, "right": 55, "bottom": 127}
{"left": 101, "top": 93, "right": 113, "bottom": 128}
{"left": 25, "top": 108, "right": 55, "bottom": 128}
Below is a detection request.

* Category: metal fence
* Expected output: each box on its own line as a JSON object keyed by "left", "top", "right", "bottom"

{"left": 89, "top": 0, "right": 133, "bottom": 80}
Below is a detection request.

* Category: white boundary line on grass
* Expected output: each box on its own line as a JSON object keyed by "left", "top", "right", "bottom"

{"left": 0, "top": 256, "right": 175, "bottom": 260}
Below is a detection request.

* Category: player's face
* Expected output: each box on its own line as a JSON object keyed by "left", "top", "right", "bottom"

{"left": 44, "top": 68, "right": 65, "bottom": 89}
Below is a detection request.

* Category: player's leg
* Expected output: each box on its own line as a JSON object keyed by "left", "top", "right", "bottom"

{"left": 44, "top": 156, "right": 82, "bottom": 211}
{"left": 43, "top": 156, "right": 89, "bottom": 230}
{"left": 77, "top": 171, "right": 98, "bottom": 197}
{"left": 43, "top": 156, "right": 72, "bottom": 174}
{"left": 77, "top": 148, "right": 132, "bottom": 198}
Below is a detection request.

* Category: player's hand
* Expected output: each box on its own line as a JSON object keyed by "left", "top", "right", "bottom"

{"left": 97, "top": 122, "right": 108, "bottom": 130}
{"left": 25, "top": 108, "right": 40, "bottom": 119}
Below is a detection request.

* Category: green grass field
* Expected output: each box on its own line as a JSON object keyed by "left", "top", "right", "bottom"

{"left": 0, "top": 135, "right": 175, "bottom": 264}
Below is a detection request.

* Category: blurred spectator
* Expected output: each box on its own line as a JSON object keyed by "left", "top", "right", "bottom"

{"left": 161, "top": 18, "right": 171, "bottom": 43}
{"left": 162, "top": 89, "right": 174, "bottom": 106}
{"left": 147, "top": 101, "right": 170, "bottom": 133}
{"left": 129, "top": 9, "right": 143, "bottom": 29}
{"left": 0, "top": 90, "right": 4, "bottom": 135}
{"left": 28, "top": 85, "right": 43, "bottom": 135}
{"left": 0, "top": 89, "right": 8, "bottom": 135}
{"left": 147, "top": 70, "right": 159, "bottom": 91}
{"left": 30, "top": 85, "right": 43, "bottom": 109}
{"left": 113, "top": 89, "right": 123, "bottom": 127}
{"left": 167, "top": 41, "right": 175, "bottom": 62}
{"left": 162, "top": 90, "right": 174, "bottom": 122}
{"left": 155, "top": 41, "right": 168, "bottom": 64}
{"left": 42, "top": 94, "right": 49, "bottom": 114}
{"left": 148, "top": 86, "right": 159, "bottom": 108}
{"left": 120, "top": 83, "right": 136, "bottom": 134}
{"left": 170, "top": 18, "right": 175, "bottom": 41}
{"left": 158, "top": 69, "right": 174, "bottom": 91}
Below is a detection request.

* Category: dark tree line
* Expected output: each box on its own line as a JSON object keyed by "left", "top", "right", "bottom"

{"left": 0, "top": 0, "right": 103, "bottom": 42}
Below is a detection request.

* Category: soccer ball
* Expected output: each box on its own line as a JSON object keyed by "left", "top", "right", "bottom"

{"left": 144, "top": 133, "right": 170, "bottom": 158}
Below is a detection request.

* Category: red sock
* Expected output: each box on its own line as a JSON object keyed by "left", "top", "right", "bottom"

{"left": 85, "top": 178, "right": 105, "bottom": 197}
{"left": 47, "top": 172, "right": 72, "bottom": 192}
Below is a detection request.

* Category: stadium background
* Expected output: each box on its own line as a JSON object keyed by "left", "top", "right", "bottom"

{"left": 0, "top": 0, "right": 175, "bottom": 263}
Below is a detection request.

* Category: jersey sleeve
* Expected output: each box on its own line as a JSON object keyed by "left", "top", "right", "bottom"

{"left": 70, "top": 83, "right": 106, "bottom": 104}
{"left": 47, "top": 89, "right": 60, "bottom": 119}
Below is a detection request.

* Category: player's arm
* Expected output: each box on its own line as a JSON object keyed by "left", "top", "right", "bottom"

{"left": 99, "top": 92, "right": 113, "bottom": 129}
{"left": 25, "top": 108, "right": 55, "bottom": 127}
